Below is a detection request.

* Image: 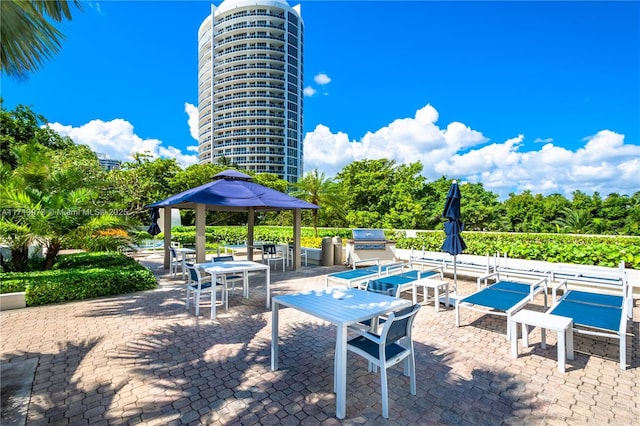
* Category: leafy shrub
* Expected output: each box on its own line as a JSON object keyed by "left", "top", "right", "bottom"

{"left": 163, "top": 226, "right": 640, "bottom": 269}
{"left": 52, "top": 251, "right": 138, "bottom": 269}
{"left": 395, "top": 231, "right": 640, "bottom": 269}
{"left": 0, "top": 252, "right": 157, "bottom": 305}
{"left": 86, "top": 228, "right": 132, "bottom": 252}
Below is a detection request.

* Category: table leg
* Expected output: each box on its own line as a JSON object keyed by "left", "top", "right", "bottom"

{"left": 566, "top": 325, "right": 574, "bottom": 361}
{"left": 510, "top": 320, "right": 519, "bottom": 358}
{"left": 181, "top": 253, "right": 187, "bottom": 280}
{"left": 521, "top": 323, "right": 529, "bottom": 348}
{"left": 557, "top": 330, "right": 566, "bottom": 373}
{"left": 541, "top": 328, "right": 547, "bottom": 349}
{"left": 271, "top": 301, "right": 279, "bottom": 371}
{"left": 434, "top": 286, "right": 440, "bottom": 312}
{"left": 266, "top": 268, "right": 271, "bottom": 309}
{"left": 444, "top": 283, "right": 450, "bottom": 308}
{"left": 412, "top": 282, "right": 417, "bottom": 305}
{"left": 335, "top": 325, "right": 347, "bottom": 419}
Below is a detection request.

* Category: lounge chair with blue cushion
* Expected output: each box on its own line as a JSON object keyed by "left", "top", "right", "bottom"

{"left": 547, "top": 278, "right": 630, "bottom": 370}
{"left": 324, "top": 259, "right": 405, "bottom": 288}
{"left": 456, "top": 272, "right": 548, "bottom": 339}
{"left": 369, "top": 266, "right": 444, "bottom": 305}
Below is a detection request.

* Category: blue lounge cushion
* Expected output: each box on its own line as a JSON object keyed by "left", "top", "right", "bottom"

{"left": 562, "top": 290, "right": 622, "bottom": 308}
{"left": 461, "top": 286, "right": 530, "bottom": 312}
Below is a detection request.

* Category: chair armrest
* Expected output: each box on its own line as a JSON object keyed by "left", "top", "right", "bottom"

{"left": 354, "top": 258, "right": 380, "bottom": 270}
{"left": 529, "top": 277, "right": 548, "bottom": 309}
{"left": 477, "top": 272, "right": 499, "bottom": 290}
{"left": 348, "top": 327, "right": 383, "bottom": 344}
{"left": 551, "top": 279, "right": 568, "bottom": 303}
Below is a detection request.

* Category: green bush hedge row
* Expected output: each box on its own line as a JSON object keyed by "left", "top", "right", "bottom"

{"left": 395, "top": 231, "right": 640, "bottom": 269}
{"left": 167, "top": 226, "right": 351, "bottom": 247}
{"left": 163, "top": 226, "right": 639, "bottom": 269}
{"left": 0, "top": 252, "right": 157, "bottom": 305}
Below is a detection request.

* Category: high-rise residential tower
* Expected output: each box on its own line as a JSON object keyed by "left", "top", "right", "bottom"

{"left": 197, "top": 0, "right": 304, "bottom": 183}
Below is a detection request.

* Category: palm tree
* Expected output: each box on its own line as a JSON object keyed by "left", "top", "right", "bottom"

{"left": 552, "top": 207, "right": 593, "bottom": 234}
{"left": 1, "top": 0, "right": 83, "bottom": 80}
{"left": 290, "top": 169, "right": 343, "bottom": 237}
{"left": 0, "top": 143, "right": 111, "bottom": 269}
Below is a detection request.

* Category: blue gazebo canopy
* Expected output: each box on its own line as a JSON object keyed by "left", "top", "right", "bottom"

{"left": 147, "top": 170, "right": 319, "bottom": 212}
{"left": 146, "top": 170, "right": 318, "bottom": 269}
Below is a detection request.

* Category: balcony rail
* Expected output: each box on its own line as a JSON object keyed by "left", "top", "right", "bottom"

{"left": 213, "top": 102, "right": 284, "bottom": 112}
{"left": 214, "top": 83, "right": 284, "bottom": 95}
{"left": 217, "top": 10, "right": 285, "bottom": 25}
{"left": 217, "top": 74, "right": 285, "bottom": 84}
{"left": 214, "top": 55, "right": 285, "bottom": 68}
{"left": 216, "top": 34, "right": 285, "bottom": 46}
{"left": 216, "top": 22, "right": 285, "bottom": 37}
{"left": 216, "top": 45, "right": 285, "bottom": 56}
{"left": 215, "top": 64, "right": 285, "bottom": 76}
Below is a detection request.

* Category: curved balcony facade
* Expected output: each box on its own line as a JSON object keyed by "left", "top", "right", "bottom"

{"left": 197, "top": 0, "right": 304, "bottom": 183}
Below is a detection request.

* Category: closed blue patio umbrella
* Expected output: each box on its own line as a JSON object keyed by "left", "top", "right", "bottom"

{"left": 441, "top": 180, "right": 466, "bottom": 295}
{"left": 147, "top": 207, "right": 162, "bottom": 251}
{"left": 147, "top": 207, "right": 161, "bottom": 236}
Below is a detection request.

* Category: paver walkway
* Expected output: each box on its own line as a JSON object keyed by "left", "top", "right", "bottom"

{"left": 1, "top": 254, "right": 638, "bottom": 425}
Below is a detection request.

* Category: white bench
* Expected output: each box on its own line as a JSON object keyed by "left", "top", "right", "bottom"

{"left": 510, "top": 310, "right": 574, "bottom": 373}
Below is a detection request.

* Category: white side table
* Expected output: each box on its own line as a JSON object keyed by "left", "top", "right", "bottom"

{"left": 420, "top": 279, "right": 449, "bottom": 312}
{"left": 510, "top": 310, "right": 574, "bottom": 373}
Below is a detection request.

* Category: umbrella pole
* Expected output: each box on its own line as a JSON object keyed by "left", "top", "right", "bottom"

{"left": 453, "top": 255, "right": 458, "bottom": 296}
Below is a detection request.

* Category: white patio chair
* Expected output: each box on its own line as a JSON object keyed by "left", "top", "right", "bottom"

{"left": 185, "top": 263, "right": 227, "bottom": 316}
{"left": 347, "top": 303, "right": 421, "bottom": 418}
{"left": 262, "top": 244, "right": 285, "bottom": 271}
{"left": 211, "top": 255, "right": 246, "bottom": 295}
{"left": 168, "top": 246, "right": 179, "bottom": 277}
{"left": 288, "top": 243, "right": 307, "bottom": 267}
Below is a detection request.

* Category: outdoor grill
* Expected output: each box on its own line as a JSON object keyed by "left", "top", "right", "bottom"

{"left": 346, "top": 229, "right": 398, "bottom": 267}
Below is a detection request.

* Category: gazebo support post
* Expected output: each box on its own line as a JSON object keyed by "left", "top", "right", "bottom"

{"left": 247, "top": 209, "right": 255, "bottom": 262}
{"left": 293, "top": 209, "right": 301, "bottom": 270}
{"left": 195, "top": 204, "right": 206, "bottom": 263}
{"left": 163, "top": 206, "right": 172, "bottom": 269}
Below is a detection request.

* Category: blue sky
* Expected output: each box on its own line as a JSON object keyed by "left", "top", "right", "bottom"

{"left": 2, "top": 0, "right": 639, "bottom": 199}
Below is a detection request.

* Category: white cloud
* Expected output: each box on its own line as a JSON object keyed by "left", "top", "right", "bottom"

{"left": 303, "top": 86, "right": 316, "bottom": 97}
{"left": 185, "top": 102, "right": 198, "bottom": 140}
{"left": 304, "top": 104, "right": 640, "bottom": 199}
{"left": 534, "top": 137, "right": 554, "bottom": 143}
{"left": 314, "top": 73, "right": 331, "bottom": 85}
{"left": 47, "top": 118, "right": 198, "bottom": 167}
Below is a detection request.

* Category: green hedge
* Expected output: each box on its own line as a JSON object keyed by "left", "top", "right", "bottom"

{"left": 167, "top": 226, "right": 351, "bottom": 247}
{"left": 395, "top": 231, "right": 640, "bottom": 269}
{"left": 149, "top": 226, "right": 640, "bottom": 269}
{"left": 0, "top": 252, "right": 157, "bottom": 305}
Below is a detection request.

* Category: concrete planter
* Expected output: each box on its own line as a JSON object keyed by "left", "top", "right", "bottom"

{"left": 0, "top": 292, "right": 26, "bottom": 311}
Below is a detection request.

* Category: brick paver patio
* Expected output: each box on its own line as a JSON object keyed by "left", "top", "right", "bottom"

{"left": 1, "top": 254, "right": 638, "bottom": 425}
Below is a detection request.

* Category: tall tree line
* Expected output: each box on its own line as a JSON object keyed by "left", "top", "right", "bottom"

{"left": 2, "top": 104, "right": 639, "bottom": 254}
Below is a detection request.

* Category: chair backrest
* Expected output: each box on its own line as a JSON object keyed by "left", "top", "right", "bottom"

{"left": 382, "top": 304, "right": 421, "bottom": 345}
{"left": 263, "top": 244, "right": 277, "bottom": 255}
{"left": 365, "top": 279, "right": 398, "bottom": 297}
{"left": 213, "top": 255, "right": 234, "bottom": 262}
{"left": 185, "top": 262, "right": 198, "bottom": 283}
{"left": 169, "top": 246, "right": 177, "bottom": 258}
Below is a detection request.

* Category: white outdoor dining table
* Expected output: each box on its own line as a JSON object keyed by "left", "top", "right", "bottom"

{"left": 174, "top": 247, "right": 196, "bottom": 280}
{"left": 271, "top": 287, "right": 411, "bottom": 419}
{"left": 196, "top": 260, "right": 270, "bottom": 320}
